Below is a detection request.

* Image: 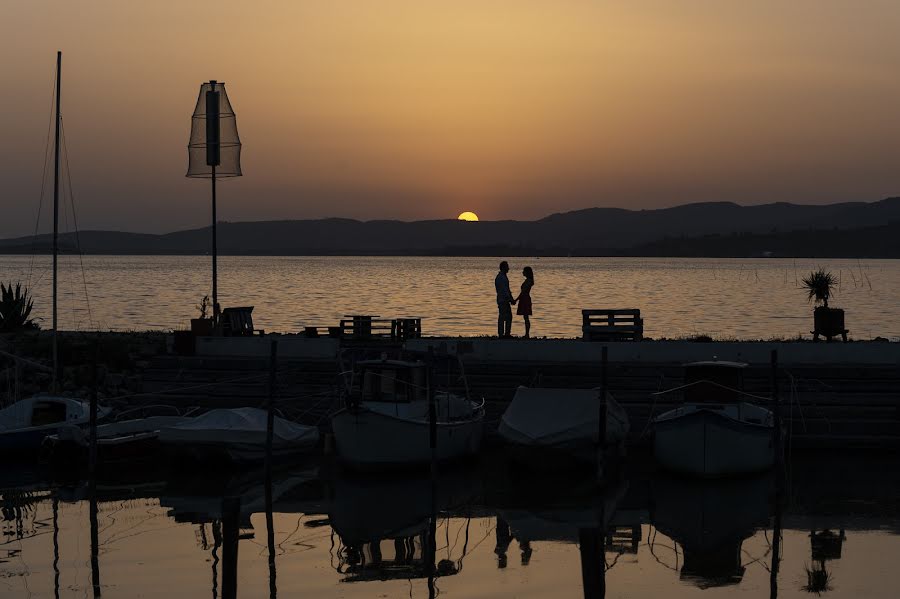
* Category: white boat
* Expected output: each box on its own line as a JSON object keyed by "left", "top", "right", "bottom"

{"left": 498, "top": 387, "right": 629, "bottom": 465}
{"left": 0, "top": 396, "right": 111, "bottom": 452}
{"left": 158, "top": 407, "right": 319, "bottom": 464}
{"left": 652, "top": 361, "right": 777, "bottom": 477}
{"left": 330, "top": 359, "right": 485, "bottom": 469}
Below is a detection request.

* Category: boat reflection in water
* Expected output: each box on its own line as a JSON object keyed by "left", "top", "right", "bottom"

{"left": 649, "top": 472, "right": 775, "bottom": 589}
{"left": 328, "top": 467, "right": 480, "bottom": 591}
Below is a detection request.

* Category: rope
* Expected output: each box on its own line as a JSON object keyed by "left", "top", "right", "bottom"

{"left": 27, "top": 62, "right": 57, "bottom": 288}
{"left": 651, "top": 379, "right": 773, "bottom": 403}
{"left": 0, "top": 349, "right": 54, "bottom": 372}
{"left": 60, "top": 117, "right": 94, "bottom": 328}
{"left": 101, "top": 372, "right": 269, "bottom": 403}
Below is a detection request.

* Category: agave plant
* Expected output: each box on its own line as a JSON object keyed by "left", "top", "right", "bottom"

{"left": 0, "top": 282, "right": 38, "bottom": 332}
{"left": 801, "top": 269, "right": 837, "bottom": 308}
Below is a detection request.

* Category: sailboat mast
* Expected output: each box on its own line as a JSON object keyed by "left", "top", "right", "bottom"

{"left": 211, "top": 162, "right": 217, "bottom": 323}
{"left": 52, "top": 50, "right": 61, "bottom": 391}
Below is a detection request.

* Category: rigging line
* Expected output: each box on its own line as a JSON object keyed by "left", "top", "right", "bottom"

{"left": 28, "top": 63, "right": 58, "bottom": 288}
{"left": 61, "top": 162, "right": 78, "bottom": 330}
{"left": 60, "top": 117, "right": 94, "bottom": 328}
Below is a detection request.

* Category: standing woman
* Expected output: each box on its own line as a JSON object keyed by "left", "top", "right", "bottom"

{"left": 516, "top": 266, "right": 535, "bottom": 338}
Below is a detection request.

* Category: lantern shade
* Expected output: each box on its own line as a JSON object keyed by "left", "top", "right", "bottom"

{"left": 187, "top": 81, "right": 242, "bottom": 178}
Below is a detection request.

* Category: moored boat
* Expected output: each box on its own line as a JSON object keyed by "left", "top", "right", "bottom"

{"left": 498, "top": 386, "right": 629, "bottom": 467}
{"left": 40, "top": 406, "right": 194, "bottom": 466}
{"left": 158, "top": 407, "right": 319, "bottom": 465}
{"left": 0, "top": 396, "right": 111, "bottom": 453}
{"left": 652, "top": 361, "right": 778, "bottom": 477}
{"left": 330, "top": 359, "right": 485, "bottom": 470}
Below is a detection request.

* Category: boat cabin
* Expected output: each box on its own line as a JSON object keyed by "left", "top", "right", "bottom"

{"left": 358, "top": 360, "right": 428, "bottom": 404}
{"left": 682, "top": 361, "right": 747, "bottom": 404}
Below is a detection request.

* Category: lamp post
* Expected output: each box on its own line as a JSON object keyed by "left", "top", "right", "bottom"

{"left": 187, "top": 80, "right": 242, "bottom": 326}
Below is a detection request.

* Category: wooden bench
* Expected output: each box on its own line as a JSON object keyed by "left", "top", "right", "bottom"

{"left": 391, "top": 318, "right": 422, "bottom": 341}
{"left": 340, "top": 315, "right": 393, "bottom": 339}
{"left": 582, "top": 309, "right": 643, "bottom": 341}
{"left": 221, "top": 306, "right": 264, "bottom": 337}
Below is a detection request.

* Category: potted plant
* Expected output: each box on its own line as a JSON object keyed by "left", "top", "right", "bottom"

{"left": 802, "top": 269, "right": 847, "bottom": 342}
{"left": 191, "top": 295, "right": 214, "bottom": 336}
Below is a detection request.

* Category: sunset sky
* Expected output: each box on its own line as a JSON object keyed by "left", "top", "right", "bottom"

{"left": 3, "top": 1, "right": 900, "bottom": 236}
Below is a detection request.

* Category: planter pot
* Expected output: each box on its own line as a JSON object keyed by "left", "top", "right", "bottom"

{"left": 813, "top": 307, "right": 847, "bottom": 342}
{"left": 191, "top": 318, "right": 214, "bottom": 337}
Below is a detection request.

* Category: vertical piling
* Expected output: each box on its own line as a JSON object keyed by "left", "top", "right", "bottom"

{"left": 770, "top": 483, "right": 783, "bottom": 599}
{"left": 770, "top": 350, "right": 783, "bottom": 480}
{"left": 89, "top": 478, "right": 100, "bottom": 597}
{"left": 89, "top": 342, "right": 99, "bottom": 478}
{"left": 221, "top": 496, "right": 241, "bottom": 599}
{"left": 578, "top": 526, "right": 606, "bottom": 599}
{"left": 427, "top": 349, "right": 437, "bottom": 476}
{"left": 265, "top": 339, "right": 278, "bottom": 599}
{"left": 266, "top": 340, "right": 278, "bottom": 468}
{"left": 597, "top": 346, "right": 608, "bottom": 481}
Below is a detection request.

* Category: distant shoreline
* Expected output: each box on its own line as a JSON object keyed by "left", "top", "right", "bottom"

{"left": 3, "top": 248, "right": 900, "bottom": 259}
{"left": 4, "top": 197, "right": 900, "bottom": 258}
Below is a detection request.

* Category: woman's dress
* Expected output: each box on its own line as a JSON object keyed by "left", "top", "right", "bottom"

{"left": 516, "top": 279, "right": 533, "bottom": 316}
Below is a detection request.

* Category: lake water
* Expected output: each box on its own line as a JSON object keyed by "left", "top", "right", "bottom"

{"left": 3, "top": 255, "right": 899, "bottom": 340}
{"left": 3, "top": 453, "right": 898, "bottom": 598}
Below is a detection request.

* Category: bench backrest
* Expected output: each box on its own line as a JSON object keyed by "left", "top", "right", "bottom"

{"left": 221, "top": 306, "right": 255, "bottom": 337}
{"left": 582, "top": 309, "right": 643, "bottom": 341}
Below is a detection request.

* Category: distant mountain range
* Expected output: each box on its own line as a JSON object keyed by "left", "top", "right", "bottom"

{"left": 3, "top": 198, "right": 900, "bottom": 257}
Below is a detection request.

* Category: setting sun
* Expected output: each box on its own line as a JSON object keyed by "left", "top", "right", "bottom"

{"left": 457, "top": 211, "right": 479, "bottom": 222}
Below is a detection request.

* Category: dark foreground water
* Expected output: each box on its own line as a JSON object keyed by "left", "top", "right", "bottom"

{"left": 2, "top": 453, "right": 899, "bottom": 598}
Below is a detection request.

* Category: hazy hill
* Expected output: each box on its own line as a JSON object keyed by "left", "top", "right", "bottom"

{"left": 2, "top": 198, "right": 900, "bottom": 256}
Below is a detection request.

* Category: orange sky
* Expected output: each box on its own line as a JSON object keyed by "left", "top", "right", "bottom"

{"left": 3, "top": 1, "right": 900, "bottom": 235}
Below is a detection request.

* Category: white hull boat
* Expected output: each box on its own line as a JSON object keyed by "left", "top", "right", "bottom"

{"left": 653, "top": 403, "right": 775, "bottom": 477}
{"left": 0, "top": 396, "right": 111, "bottom": 452}
{"left": 331, "top": 359, "right": 485, "bottom": 469}
{"left": 332, "top": 393, "right": 485, "bottom": 469}
{"left": 498, "top": 387, "right": 629, "bottom": 465}
{"left": 651, "top": 361, "right": 779, "bottom": 478}
{"left": 158, "top": 407, "right": 319, "bottom": 465}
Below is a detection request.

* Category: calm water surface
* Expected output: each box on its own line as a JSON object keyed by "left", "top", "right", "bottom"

{"left": 2, "top": 255, "right": 898, "bottom": 339}
{"left": 2, "top": 456, "right": 899, "bottom": 598}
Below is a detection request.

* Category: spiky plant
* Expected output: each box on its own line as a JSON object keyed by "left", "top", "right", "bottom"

{"left": 802, "top": 269, "right": 837, "bottom": 308}
{"left": 803, "top": 562, "right": 833, "bottom": 595}
{"left": 0, "top": 282, "right": 37, "bottom": 332}
{"left": 197, "top": 294, "right": 211, "bottom": 319}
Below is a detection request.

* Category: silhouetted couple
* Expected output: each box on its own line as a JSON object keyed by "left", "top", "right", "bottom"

{"left": 495, "top": 261, "right": 534, "bottom": 338}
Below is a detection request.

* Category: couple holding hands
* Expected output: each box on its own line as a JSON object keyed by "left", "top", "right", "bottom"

{"left": 494, "top": 260, "right": 535, "bottom": 338}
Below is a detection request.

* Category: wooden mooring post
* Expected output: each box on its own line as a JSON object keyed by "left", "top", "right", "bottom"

{"left": 578, "top": 526, "right": 606, "bottom": 599}
{"left": 266, "top": 340, "right": 278, "bottom": 468}
{"left": 596, "top": 346, "right": 608, "bottom": 481}
{"left": 770, "top": 349, "right": 784, "bottom": 481}
{"left": 89, "top": 343, "right": 100, "bottom": 478}
{"left": 265, "top": 339, "right": 278, "bottom": 599}
{"left": 222, "top": 496, "right": 241, "bottom": 599}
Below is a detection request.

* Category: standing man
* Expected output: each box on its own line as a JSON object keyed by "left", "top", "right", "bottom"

{"left": 495, "top": 261, "right": 515, "bottom": 338}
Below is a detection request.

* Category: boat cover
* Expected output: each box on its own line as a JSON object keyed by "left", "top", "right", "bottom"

{"left": 159, "top": 407, "right": 318, "bottom": 447}
{"left": 498, "top": 387, "right": 629, "bottom": 448}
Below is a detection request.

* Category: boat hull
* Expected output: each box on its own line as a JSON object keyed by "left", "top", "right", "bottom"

{"left": 0, "top": 425, "right": 71, "bottom": 453}
{"left": 653, "top": 409, "right": 775, "bottom": 477}
{"left": 331, "top": 408, "right": 484, "bottom": 470}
